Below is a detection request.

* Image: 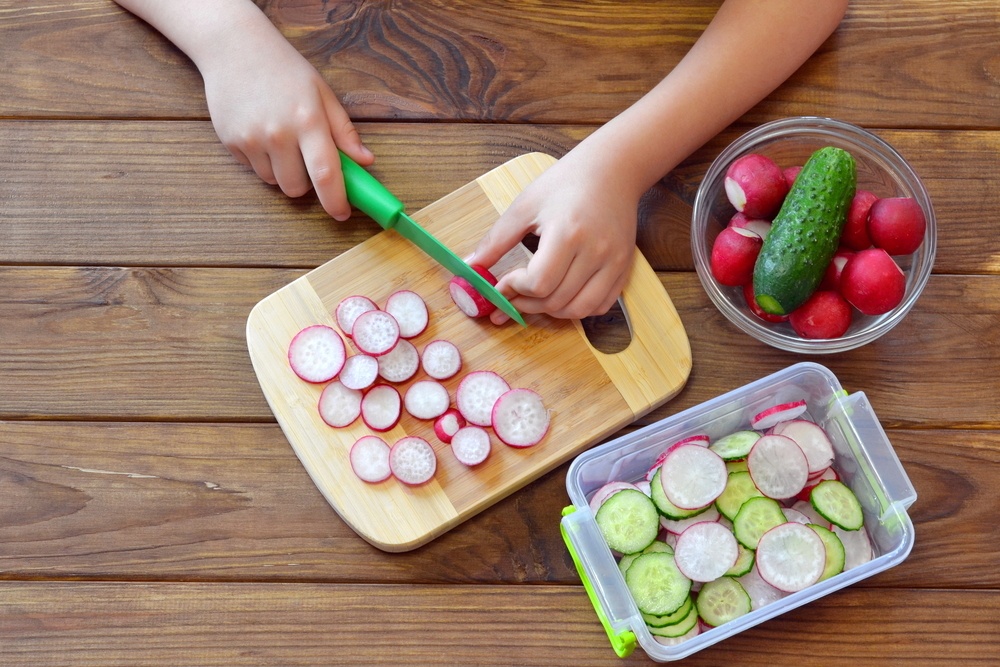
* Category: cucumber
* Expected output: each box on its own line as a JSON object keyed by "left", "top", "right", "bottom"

{"left": 752, "top": 146, "right": 857, "bottom": 315}
{"left": 594, "top": 488, "right": 659, "bottom": 554}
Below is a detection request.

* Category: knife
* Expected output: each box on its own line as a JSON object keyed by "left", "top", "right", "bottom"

{"left": 339, "top": 152, "right": 526, "bottom": 327}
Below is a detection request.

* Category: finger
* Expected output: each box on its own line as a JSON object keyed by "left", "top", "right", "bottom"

{"left": 268, "top": 140, "right": 313, "bottom": 199}
{"left": 496, "top": 230, "right": 576, "bottom": 301}
{"left": 324, "top": 91, "right": 375, "bottom": 167}
{"left": 467, "top": 200, "right": 536, "bottom": 271}
{"left": 243, "top": 149, "right": 278, "bottom": 186}
{"left": 300, "top": 128, "right": 351, "bottom": 221}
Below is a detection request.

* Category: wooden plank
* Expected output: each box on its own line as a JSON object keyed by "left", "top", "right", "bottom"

{"left": 1, "top": 121, "right": 996, "bottom": 275}
{"left": 1, "top": 421, "right": 997, "bottom": 589}
{"left": 0, "top": 582, "right": 995, "bottom": 666}
{"left": 2, "top": 1, "right": 998, "bottom": 130}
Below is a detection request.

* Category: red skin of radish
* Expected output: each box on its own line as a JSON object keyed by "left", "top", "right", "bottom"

{"left": 710, "top": 227, "right": 763, "bottom": 287}
{"left": 842, "top": 190, "right": 879, "bottom": 251}
{"left": 867, "top": 197, "right": 926, "bottom": 255}
{"left": 724, "top": 153, "right": 789, "bottom": 219}
{"left": 742, "top": 283, "right": 789, "bottom": 324}
{"left": 782, "top": 165, "right": 802, "bottom": 189}
{"left": 819, "top": 247, "right": 856, "bottom": 292}
{"left": 433, "top": 408, "right": 466, "bottom": 444}
{"left": 788, "top": 290, "right": 853, "bottom": 339}
{"left": 840, "top": 248, "right": 906, "bottom": 315}
{"left": 335, "top": 295, "right": 378, "bottom": 337}
{"left": 449, "top": 265, "right": 498, "bottom": 318}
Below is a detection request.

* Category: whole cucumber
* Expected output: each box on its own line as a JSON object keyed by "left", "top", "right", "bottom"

{"left": 752, "top": 146, "right": 856, "bottom": 316}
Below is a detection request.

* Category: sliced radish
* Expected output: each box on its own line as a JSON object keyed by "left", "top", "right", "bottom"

{"left": 349, "top": 435, "right": 391, "bottom": 483}
{"left": 791, "top": 499, "right": 831, "bottom": 528}
{"left": 456, "top": 370, "right": 510, "bottom": 427}
{"left": 747, "top": 434, "right": 809, "bottom": 500}
{"left": 674, "top": 521, "right": 739, "bottom": 583}
{"left": 351, "top": 309, "right": 400, "bottom": 356}
{"left": 317, "top": 381, "right": 362, "bottom": 428}
{"left": 360, "top": 384, "right": 401, "bottom": 432}
{"left": 450, "top": 426, "right": 492, "bottom": 466}
{"left": 389, "top": 436, "right": 437, "bottom": 486}
{"left": 404, "top": 380, "right": 451, "bottom": 420}
{"left": 834, "top": 524, "right": 874, "bottom": 570}
{"left": 737, "top": 565, "right": 789, "bottom": 610}
{"left": 287, "top": 325, "right": 346, "bottom": 383}
{"left": 449, "top": 265, "right": 498, "bottom": 318}
{"left": 660, "top": 505, "right": 720, "bottom": 535}
{"left": 339, "top": 353, "right": 379, "bottom": 391}
{"left": 645, "top": 435, "right": 711, "bottom": 481}
{"left": 751, "top": 400, "right": 807, "bottom": 430}
{"left": 384, "top": 290, "right": 429, "bottom": 338}
{"left": 770, "top": 419, "right": 835, "bottom": 474}
{"left": 433, "top": 408, "right": 466, "bottom": 444}
{"left": 781, "top": 507, "right": 812, "bottom": 525}
{"left": 589, "top": 481, "right": 642, "bottom": 513}
{"left": 376, "top": 338, "right": 419, "bottom": 383}
{"left": 491, "top": 388, "right": 550, "bottom": 448}
{"left": 660, "top": 444, "right": 727, "bottom": 510}
{"left": 755, "top": 522, "right": 827, "bottom": 592}
{"left": 421, "top": 339, "right": 463, "bottom": 380}
{"left": 796, "top": 466, "right": 839, "bottom": 502}
{"left": 335, "top": 295, "right": 377, "bottom": 337}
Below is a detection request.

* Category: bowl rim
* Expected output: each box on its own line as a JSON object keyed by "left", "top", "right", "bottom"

{"left": 691, "top": 116, "right": 937, "bottom": 354}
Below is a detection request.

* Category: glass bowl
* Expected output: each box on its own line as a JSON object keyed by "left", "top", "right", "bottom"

{"left": 691, "top": 117, "right": 936, "bottom": 354}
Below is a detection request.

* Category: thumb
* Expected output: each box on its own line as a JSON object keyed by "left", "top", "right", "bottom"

{"left": 468, "top": 204, "right": 533, "bottom": 270}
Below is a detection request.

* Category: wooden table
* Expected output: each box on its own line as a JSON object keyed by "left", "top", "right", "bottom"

{"left": 2, "top": 2, "right": 998, "bottom": 665}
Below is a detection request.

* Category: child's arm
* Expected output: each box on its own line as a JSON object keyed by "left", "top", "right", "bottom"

{"left": 112, "top": 0, "right": 373, "bottom": 221}
{"left": 470, "top": 0, "right": 850, "bottom": 323}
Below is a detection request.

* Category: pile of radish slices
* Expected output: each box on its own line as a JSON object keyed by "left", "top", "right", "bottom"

{"left": 287, "top": 287, "right": 550, "bottom": 487}
{"left": 590, "top": 400, "right": 873, "bottom": 645}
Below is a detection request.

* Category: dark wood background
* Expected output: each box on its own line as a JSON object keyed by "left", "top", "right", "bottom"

{"left": 1, "top": 1, "right": 998, "bottom": 664}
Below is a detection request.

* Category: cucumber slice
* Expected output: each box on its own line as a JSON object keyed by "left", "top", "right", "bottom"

{"left": 733, "top": 496, "right": 787, "bottom": 550}
{"left": 642, "top": 595, "right": 693, "bottom": 628}
{"left": 696, "top": 576, "right": 752, "bottom": 627}
{"left": 595, "top": 488, "right": 659, "bottom": 554}
{"left": 715, "top": 470, "right": 765, "bottom": 521}
{"left": 647, "top": 599, "right": 699, "bottom": 638}
{"left": 625, "top": 552, "right": 692, "bottom": 616}
{"left": 810, "top": 479, "right": 864, "bottom": 531}
{"left": 650, "top": 467, "right": 707, "bottom": 520}
{"left": 724, "top": 543, "right": 756, "bottom": 577}
{"left": 808, "top": 523, "right": 846, "bottom": 580}
{"left": 709, "top": 430, "right": 761, "bottom": 461}
{"left": 619, "top": 540, "right": 674, "bottom": 576}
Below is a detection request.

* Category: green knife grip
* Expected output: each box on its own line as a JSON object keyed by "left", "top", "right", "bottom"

{"left": 339, "top": 151, "right": 404, "bottom": 229}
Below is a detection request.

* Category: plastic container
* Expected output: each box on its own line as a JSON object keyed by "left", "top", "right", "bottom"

{"left": 691, "top": 117, "right": 936, "bottom": 353}
{"left": 561, "top": 362, "right": 916, "bottom": 661}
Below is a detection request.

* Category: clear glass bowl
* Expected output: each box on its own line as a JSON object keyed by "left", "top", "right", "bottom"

{"left": 691, "top": 117, "right": 936, "bottom": 354}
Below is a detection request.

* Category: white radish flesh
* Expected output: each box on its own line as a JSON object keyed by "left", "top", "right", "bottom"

{"left": 335, "top": 295, "right": 377, "bottom": 337}
{"left": 448, "top": 265, "right": 498, "bottom": 319}
{"left": 420, "top": 339, "right": 462, "bottom": 380}
{"left": 403, "top": 380, "right": 451, "bottom": 420}
{"left": 660, "top": 505, "right": 720, "bottom": 535}
{"left": 352, "top": 309, "right": 400, "bottom": 356}
{"left": 433, "top": 408, "right": 466, "bottom": 444}
{"left": 318, "top": 381, "right": 362, "bottom": 428}
{"left": 339, "top": 353, "right": 379, "bottom": 391}
{"left": 770, "top": 419, "right": 835, "bottom": 474}
{"left": 450, "top": 426, "right": 492, "bottom": 466}
{"left": 384, "top": 290, "right": 429, "bottom": 339}
{"left": 376, "top": 338, "right": 419, "bottom": 383}
{"left": 747, "top": 434, "right": 809, "bottom": 500}
{"left": 491, "top": 388, "right": 550, "bottom": 448}
{"left": 360, "top": 384, "right": 401, "bottom": 432}
{"left": 456, "top": 370, "right": 510, "bottom": 427}
{"left": 389, "top": 436, "right": 437, "bottom": 485}
{"left": 660, "top": 444, "right": 728, "bottom": 510}
{"left": 349, "top": 435, "right": 391, "bottom": 483}
{"left": 287, "top": 325, "right": 346, "bottom": 383}
{"left": 673, "top": 521, "right": 739, "bottom": 583}
{"left": 755, "top": 522, "right": 827, "bottom": 592}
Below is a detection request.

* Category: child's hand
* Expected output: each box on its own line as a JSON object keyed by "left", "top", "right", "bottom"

{"left": 200, "top": 33, "right": 373, "bottom": 221}
{"left": 468, "top": 153, "right": 639, "bottom": 323}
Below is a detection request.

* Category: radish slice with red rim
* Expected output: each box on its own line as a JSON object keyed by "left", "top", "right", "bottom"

{"left": 769, "top": 419, "right": 835, "bottom": 474}
{"left": 339, "top": 353, "right": 379, "bottom": 391}
{"left": 349, "top": 435, "right": 391, "bottom": 483}
{"left": 376, "top": 339, "right": 419, "bottom": 383}
{"left": 834, "top": 524, "right": 874, "bottom": 570}
{"left": 491, "top": 388, "right": 549, "bottom": 448}
{"left": 352, "top": 309, "right": 400, "bottom": 356}
{"left": 360, "top": 384, "right": 401, "bottom": 432}
{"left": 433, "top": 408, "right": 466, "bottom": 444}
{"left": 450, "top": 426, "right": 492, "bottom": 466}
{"left": 335, "top": 295, "right": 377, "bottom": 337}
{"left": 287, "top": 325, "right": 346, "bottom": 383}
{"left": 421, "top": 339, "right": 462, "bottom": 380}
{"left": 588, "top": 481, "right": 642, "bottom": 513}
{"left": 660, "top": 504, "right": 720, "bottom": 535}
{"left": 660, "top": 444, "right": 728, "bottom": 510}
{"left": 448, "top": 265, "right": 498, "bottom": 318}
{"left": 747, "top": 434, "right": 809, "bottom": 499}
{"left": 389, "top": 436, "right": 437, "bottom": 485}
{"left": 456, "top": 370, "right": 510, "bottom": 426}
{"left": 737, "top": 565, "right": 789, "bottom": 610}
{"left": 751, "top": 400, "right": 807, "bottom": 430}
{"left": 403, "top": 380, "right": 451, "bottom": 420}
{"left": 317, "top": 381, "right": 362, "bottom": 428}
{"left": 384, "top": 290, "right": 428, "bottom": 339}
{"left": 755, "top": 522, "right": 826, "bottom": 592}
{"left": 674, "top": 521, "right": 739, "bottom": 582}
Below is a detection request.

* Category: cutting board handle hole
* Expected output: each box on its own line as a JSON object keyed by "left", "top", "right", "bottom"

{"left": 581, "top": 299, "right": 631, "bottom": 354}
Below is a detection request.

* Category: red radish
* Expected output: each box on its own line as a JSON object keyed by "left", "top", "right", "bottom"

{"left": 403, "top": 380, "right": 451, "bottom": 420}
{"left": 376, "top": 338, "right": 419, "bottom": 383}
{"left": 449, "top": 264, "right": 499, "bottom": 318}
{"left": 421, "top": 339, "right": 462, "bottom": 380}
{"left": 433, "top": 408, "right": 466, "bottom": 444}
{"left": 351, "top": 309, "right": 400, "bottom": 356}
{"left": 724, "top": 153, "right": 789, "bottom": 219}
{"left": 491, "top": 387, "right": 550, "bottom": 447}
{"left": 450, "top": 426, "right": 492, "bottom": 466}
{"left": 660, "top": 505, "right": 720, "bottom": 535}
{"left": 782, "top": 165, "right": 802, "bottom": 189}
{"left": 755, "top": 522, "right": 826, "bottom": 592}
{"left": 842, "top": 189, "right": 879, "bottom": 251}
{"left": 335, "top": 295, "right": 377, "bottom": 337}
{"left": 660, "top": 444, "right": 727, "bottom": 510}
{"left": 384, "top": 290, "right": 429, "bottom": 338}
{"left": 456, "top": 370, "right": 510, "bottom": 426}
{"left": 747, "top": 434, "right": 809, "bottom": 499}
{"left": 349, "top": 435, "right": 391, "bottom": 483}
{"left": 287, "top": 325, "right": 346, "bottom": 383}
{"left": 867, "top": 197, "right": 926, "bottom": 255}
{"left": 674, "top": 521, "right": 739, "bottom": 582}
{"left": 788, "top": 290, "right": 853, "bottom": 339}
{"left": 840, "top": 248, "right": 906, "bottom": 315}
{"left": 743, "top": 283, "right": 789, "bottom": 324}
{"left": 751, "top": 400, "right": 807, "bottom": 430}
{"left": 339, "top": 353, "right": 379, "bottom": 391}
{"left": 710, "top": 227, "right": 763, "bottom": 286}
{"left": 388, "top": 436, "right": 437, "bottom": 486}
{"left": 589, "top": 481, "right": 643, "bottom": 513}
{"left": 360, "top": 384, "right": 401, "bottom": 432}
{"left": 728, "top": 212, "right": 772, "bottom": 241}
{"left": 819, "top": 247, "right": 855, "bottom": 291}
{"left": 770, "top": 419, "right": 835, "bottom": 474}
{"left": 318, "top": 381, "right": 362, "bottom": 428}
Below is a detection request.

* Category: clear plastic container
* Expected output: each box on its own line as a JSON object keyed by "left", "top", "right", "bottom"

{"left": 560, "top": 362, "right": 916, "bottom": 661}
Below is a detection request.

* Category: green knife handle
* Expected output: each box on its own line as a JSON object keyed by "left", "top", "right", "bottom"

{"left": 339, "top": 151, "right": 404, "bottom": 229}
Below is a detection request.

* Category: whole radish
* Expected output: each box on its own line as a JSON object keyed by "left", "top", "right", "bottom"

{"left": 839, "top": 248, "right": 906, "bottom": 315}
{"left": 841, "top": 190, "right": 879, "bottom": 251}
{"left": 788, "top": 290, "right": 853, "bottom": 339}
{"left": 710, "top": 227, "right": 763, "bottom": 287}
{"left": 867, "top": 197, "right": 926, "bottom": 255}
{"left": 724, "top": 153, "right": 789, "bottom": 219}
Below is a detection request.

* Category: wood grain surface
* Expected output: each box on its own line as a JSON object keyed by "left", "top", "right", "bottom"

{"left": 1, "top": 0, "right": 998, "bottom": 664}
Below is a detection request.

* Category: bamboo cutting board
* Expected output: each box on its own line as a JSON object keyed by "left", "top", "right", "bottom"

{"left": 246, "top": 153, "right": 691, "bottom": 551}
